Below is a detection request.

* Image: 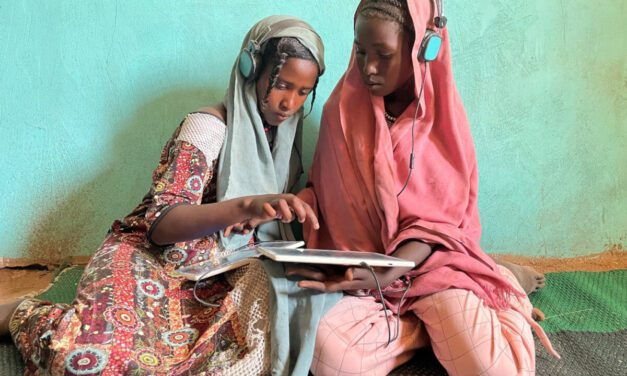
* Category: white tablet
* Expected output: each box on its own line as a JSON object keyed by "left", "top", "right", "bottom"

{"left": 257, "top": 246, "right": 415, "bottom": 268}
{"left": 173, "top": 240, "right": 305, "bottom": 281}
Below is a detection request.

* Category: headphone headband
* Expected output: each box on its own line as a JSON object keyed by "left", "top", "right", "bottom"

{"left": 432, "top": 0, "right": 447, "bottom": 29}
{"left": 238, "top": 18, "right": 321, "bottom": 80}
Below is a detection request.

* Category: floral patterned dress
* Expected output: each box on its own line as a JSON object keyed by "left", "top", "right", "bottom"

{"left": 10, "top": 113, "right": 272, "bottom": 375}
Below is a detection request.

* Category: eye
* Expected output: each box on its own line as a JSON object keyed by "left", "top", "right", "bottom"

{"left": 355, "top": 48, "right": 365, "bottom": 56}
{"left": 299, "top": 89, "right": 312, "bottom": 96}
{"left": 378, "top": 52, "right": 393, "bottom": 60}
{"left": 276, "top": 82, "right": 288, "bottom": 90}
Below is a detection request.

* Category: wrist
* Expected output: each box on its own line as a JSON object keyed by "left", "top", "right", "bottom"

{"left": 380, "top": 266, "right": 411, "bottom": 287}
{"left": 391, "top": 240, "right": 432, "bottom": 267}
{"left": 236, "top": 197, "right": 254, "bottom": 219}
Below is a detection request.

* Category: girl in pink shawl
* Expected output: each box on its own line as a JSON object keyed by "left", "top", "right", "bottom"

{"left": 291, "top": 1, "right": 559, "bottom": 374}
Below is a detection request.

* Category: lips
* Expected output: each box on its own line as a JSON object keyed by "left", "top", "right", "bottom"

{"left": 365, "top": 76, "right": 383, "bottom": 86}
{"left": 275, "top": 113, "right": 291, "bottom": 123}
{"left": 365, "top": 81, "right": 384, "bottom": 92}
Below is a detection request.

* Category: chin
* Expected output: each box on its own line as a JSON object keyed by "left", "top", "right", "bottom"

{"left": 260, "top": 114, "right": 278, "bottom": 126}
{"left": 366, "top": 85, "right": 391, "bottom": 97}
{"left": 264, "top": 119, "right": 281, "bottom": 127}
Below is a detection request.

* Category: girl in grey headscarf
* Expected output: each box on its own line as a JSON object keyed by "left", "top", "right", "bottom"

{"left": 151, "top": 15, "right": 325, "bottom": 247}
{"left": 3, "top": 16, "right": 324, "bottom": 375}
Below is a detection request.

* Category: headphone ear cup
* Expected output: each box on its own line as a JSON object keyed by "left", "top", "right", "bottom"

{"left": 238, "top": 48, "right": 256, "bottom": 79}
{"left": 237, "top": 49, "right": 255, "bottom": 80}
{"left": 239, "top": 41, "right": 262, "bottom": 80}
{"left": 418, "top": 30, "right": 443, "bottom": 62}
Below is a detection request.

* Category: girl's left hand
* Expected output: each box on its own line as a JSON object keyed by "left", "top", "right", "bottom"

{"left": 285, "top": 264, "right": 410, "bottom": 292}
{"left": 287, "top": 241, "right": 430, "bottom": 292}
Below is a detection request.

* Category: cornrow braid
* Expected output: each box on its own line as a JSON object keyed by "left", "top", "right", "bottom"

{"left": 305, "top": 75, "right": 319, "bottom": 117}
{"left": 258, "top": 37, "right": 321, "bottom": 116}
{"left": 264, "top": 50, "right": 288, "bottom": 102}
{"left": 360, "top": 0, "right": 414, "bottom": 36}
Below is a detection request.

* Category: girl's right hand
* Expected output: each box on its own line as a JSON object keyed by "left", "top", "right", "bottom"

{"left": 224, "top": 194, "right": 319, "bottom": 236}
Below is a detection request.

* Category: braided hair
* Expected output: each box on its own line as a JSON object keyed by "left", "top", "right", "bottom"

{"left": 257, "top": 37, "right": 320, "bottom": 116}
{"left": 359, "top": 0, "right": 414, "bottom": 37}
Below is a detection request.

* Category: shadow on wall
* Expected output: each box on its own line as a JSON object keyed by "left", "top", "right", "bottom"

{"left": 24, "top": 86, "right": 224, "bottom": 264}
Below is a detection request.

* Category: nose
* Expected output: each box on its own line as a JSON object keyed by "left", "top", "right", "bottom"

{"left": 364, "top": 56, "right": 378, "bottom": 75}
{"left": 279, "top": 91, "right": 297, "bottom": 112}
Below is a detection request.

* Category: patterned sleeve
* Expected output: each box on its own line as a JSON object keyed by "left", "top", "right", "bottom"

{"left": 144, "top": 112, "right": 226, "bottom": 236}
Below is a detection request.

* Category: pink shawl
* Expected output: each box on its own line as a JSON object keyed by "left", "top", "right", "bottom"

{"left": 300, "top": 0, "right": 520, "bottom": 311}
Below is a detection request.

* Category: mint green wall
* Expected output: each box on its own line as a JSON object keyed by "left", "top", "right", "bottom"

{"left": 1, "top": 1, "right": 624, "bottom": 260}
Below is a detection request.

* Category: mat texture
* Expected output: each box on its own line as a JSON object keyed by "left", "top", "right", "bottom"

{"left": 530, "top": 269, "right": 626, "bottom": 333}
{"left": 2, "top": 268, "right": 625, "bottom": 376}
{"left": 0, "top": 338, "right": 24, "bottom": 375}
{"left": 36, "top": 266, "right": 84, "bottom": 305}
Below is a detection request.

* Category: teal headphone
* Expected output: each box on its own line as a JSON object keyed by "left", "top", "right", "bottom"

{"left": 418, "top": 0, "right": 447, "bottom": 62}
{"left": 238, "top": 19, "right": 318, "bottom": 80}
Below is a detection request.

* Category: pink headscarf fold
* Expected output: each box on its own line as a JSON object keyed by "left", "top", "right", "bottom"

{"left": 300, "top": 0, "right": 520, "bottom": 311}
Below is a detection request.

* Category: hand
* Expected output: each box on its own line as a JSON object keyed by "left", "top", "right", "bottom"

{"left": 285, "top": 264, "right": 410, "bottom": 292}
{"left": 288, "top": 241, "right": 430, "bottom": 292}
{"left": 224, "top": 194, "right": 319, "bottom": 236}
{"left": 244, "top": 193, "right": 319, "bottom": 228}
{"left": 223, "top": 222, "right": 252, "bottom": 237}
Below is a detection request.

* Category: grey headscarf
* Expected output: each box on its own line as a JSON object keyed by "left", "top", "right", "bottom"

{"left": 218, "top": 16, "right": 325, "bottom": 250}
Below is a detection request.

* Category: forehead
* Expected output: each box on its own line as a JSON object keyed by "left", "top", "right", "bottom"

{"left": 354, "top": 15, "right": 403, "bottom": 47}
{"left": 273, "top": 58, "right": 319, "bottom": 87}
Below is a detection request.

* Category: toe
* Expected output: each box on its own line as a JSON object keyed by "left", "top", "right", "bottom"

{"left": 532, "top": 307, "right": 546, "bottom": 321}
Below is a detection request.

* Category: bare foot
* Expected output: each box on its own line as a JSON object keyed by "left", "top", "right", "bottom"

{"left": 0, "top": 299, "right": 24, "bottom": 337}
{"left": 498, "top": 260, "right": 545, "bottom": 294}
{"left": 532, "top": 307, "right": 545, "bottom": 321}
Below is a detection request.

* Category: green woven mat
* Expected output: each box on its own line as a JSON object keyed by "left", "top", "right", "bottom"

{"left": 529, "top": 269, "right": 626, "bottom": 333}
{"left": 0, "top": 338, "right": 24, "bottom": 375}
{"left": 3, "top": 268, "right": 625, "bottom": 376}
{"left": 37, "top": 266, "right": 84, "bottom": 304}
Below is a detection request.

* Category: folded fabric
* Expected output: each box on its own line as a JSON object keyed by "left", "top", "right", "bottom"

{"left": 262, "top": 260, "right": 342, "bottom": 375}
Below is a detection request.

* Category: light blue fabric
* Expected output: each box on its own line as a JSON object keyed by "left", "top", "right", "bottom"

{"left": 262, "top": 260, "right": 342, "bottom": 376}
